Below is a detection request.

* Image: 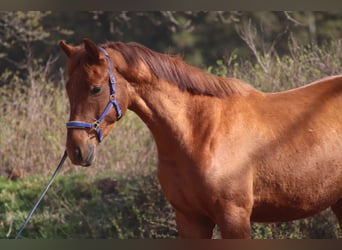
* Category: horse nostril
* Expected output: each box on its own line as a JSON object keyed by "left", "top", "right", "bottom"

{"left": 75, "top": 147, "right": 83, "bottom": 162}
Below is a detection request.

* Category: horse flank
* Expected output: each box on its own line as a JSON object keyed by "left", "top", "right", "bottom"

{"left": 105, "top": 42, "right": 253, "bottom": 98}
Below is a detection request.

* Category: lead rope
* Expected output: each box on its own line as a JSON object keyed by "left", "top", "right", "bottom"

{"left": 15, "top": 150, "right": 68, "bottom": 239}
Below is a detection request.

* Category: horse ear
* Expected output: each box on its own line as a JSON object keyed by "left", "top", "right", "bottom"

{"left": 59, "top": 40, "right": 75, "bottom": 57}
{"left": 83, "top": 38, "right": 100, "bottom": 62}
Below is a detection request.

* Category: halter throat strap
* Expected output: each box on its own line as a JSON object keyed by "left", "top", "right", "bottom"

{"left": 66, "top": 47, "right": 122, "bottom": 143}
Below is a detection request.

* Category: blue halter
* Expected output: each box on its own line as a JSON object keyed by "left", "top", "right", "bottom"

{"left": 66, "top": 47, "right": 122, "bottom": 143}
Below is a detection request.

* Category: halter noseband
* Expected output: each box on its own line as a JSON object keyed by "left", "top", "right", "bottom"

{"left": 66, "top": 47, "right": 122, "bottom": 143}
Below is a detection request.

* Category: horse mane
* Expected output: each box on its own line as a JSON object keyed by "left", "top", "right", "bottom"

{"left": 105, "top": 41, "right": 253, "bottom": 97}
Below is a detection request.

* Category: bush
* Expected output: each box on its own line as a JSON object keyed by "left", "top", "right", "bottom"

{"left": 214, "top": 39, "right": 342, "bottom": 92}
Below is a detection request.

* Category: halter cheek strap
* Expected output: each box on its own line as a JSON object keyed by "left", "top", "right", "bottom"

{"left": 66, "top": 47, "right": 122, "bottom": 143}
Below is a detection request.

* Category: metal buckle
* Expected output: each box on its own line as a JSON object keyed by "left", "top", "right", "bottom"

{"left": 92, "top": 121, "right": 100, "bottom": 130}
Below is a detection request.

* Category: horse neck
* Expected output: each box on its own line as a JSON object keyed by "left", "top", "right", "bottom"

{"left": 128, "top": 79, "right": 198, "bottom": 155}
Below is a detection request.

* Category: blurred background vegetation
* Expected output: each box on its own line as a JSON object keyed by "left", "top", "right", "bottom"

{"left": 0, "top": 11, "right": 342, "bottom": 239}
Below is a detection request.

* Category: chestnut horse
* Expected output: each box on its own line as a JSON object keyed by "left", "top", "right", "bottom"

{"left": 59, "top": 38, "right": 342, "bottom": 239}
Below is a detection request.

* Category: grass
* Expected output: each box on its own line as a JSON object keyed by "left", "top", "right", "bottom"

{"left": 0, "top": 173, "right": 177, "bottom": 239}
{"left": 0, "top": 39, "right": 342, "bottom": 238}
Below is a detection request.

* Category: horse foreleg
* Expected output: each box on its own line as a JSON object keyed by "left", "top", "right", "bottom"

{"left": 175, "top": 210, "right": 215, "bottom": 238}
{"left": 331, "top": 199, "right": 342, "bottom": 230}
{"left": 216, "top": 203, "right": 252, "bottom": 239}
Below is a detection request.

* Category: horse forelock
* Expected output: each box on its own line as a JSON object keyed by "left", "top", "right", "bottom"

{"left": 104, "top": 42, "right": 253, "bottom": 97}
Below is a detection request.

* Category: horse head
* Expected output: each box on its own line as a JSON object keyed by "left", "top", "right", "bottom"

{"left": 60, "top": 38, "right": 130, "bottom": 166}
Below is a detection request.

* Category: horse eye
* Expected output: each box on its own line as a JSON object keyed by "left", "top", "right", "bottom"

{"left": 90, "top": 86, "right": 101, "bottom": 95}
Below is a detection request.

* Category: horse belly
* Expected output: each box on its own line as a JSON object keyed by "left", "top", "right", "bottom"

{"left": 251, "top": 160, "right": 342, "bottom": 223}
{"left": 250, "top": 201, "right": 332, "bottom": 223}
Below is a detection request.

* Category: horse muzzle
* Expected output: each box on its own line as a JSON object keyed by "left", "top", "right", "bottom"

{"left": 77, "top": 144, "right": 95, "bottom": 166}
{"left": 67, "top": 142, "right": 96, "bottom": 167}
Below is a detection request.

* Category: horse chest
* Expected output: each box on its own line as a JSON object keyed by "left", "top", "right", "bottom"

{"left": 157, "top": 158, "right": 213, "bottom": 214}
